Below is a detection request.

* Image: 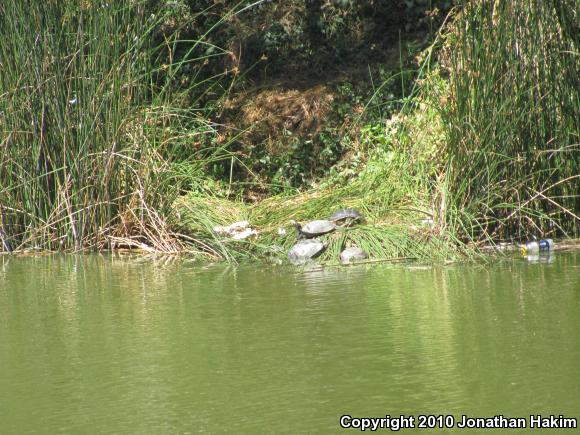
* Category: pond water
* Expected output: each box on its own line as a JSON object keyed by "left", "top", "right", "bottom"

{"left": 0, "top": 253, "right": 579, "bottom": 434}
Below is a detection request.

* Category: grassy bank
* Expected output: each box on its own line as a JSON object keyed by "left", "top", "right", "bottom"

{"left": 172, "top": 0, "right": 579, "bottom": 263}
{"left": 1, "top": 1, "right": 578, "bottom": 264}
{"left": 171, "top": 71, "right": 470, "bottom": 264}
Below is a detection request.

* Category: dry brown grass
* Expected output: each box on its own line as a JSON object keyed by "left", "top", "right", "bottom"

{"left": 222, "top": 83, "right": 336, "bottom": 154}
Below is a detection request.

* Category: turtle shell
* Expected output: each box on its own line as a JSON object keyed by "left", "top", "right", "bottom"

{"left": 340, "top": 246, "right": 368, "bottom": 264}
{"left": 288, "top": 239, "right": 326, "bottom": 265}
{"left": 329, "top": 208, "right": 364, "bottom": 226}
{"left": 300, "top": 220, "right": 336, "bottom": 237}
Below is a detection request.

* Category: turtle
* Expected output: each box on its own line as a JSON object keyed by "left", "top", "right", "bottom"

{"left": 288, "top": 239, "right": 326, "bottom": 265}
{"left": 289, "top": 219, "right": 336, "bottom": 239}
{"left": 329, "top": 208, "right": 364, "bottom": 227}
{"left": 340, "top": 246, "right": 368, "bottom": 265}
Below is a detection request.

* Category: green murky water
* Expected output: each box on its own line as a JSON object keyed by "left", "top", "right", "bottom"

{"left": 1, "top": 253, "right": 579, "bottom": 434}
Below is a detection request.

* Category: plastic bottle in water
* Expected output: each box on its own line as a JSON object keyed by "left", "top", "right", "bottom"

{"left": 521, "top": 239, "right": 554, "bottom": 254}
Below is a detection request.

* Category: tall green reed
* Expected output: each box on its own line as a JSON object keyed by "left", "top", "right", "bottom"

{"left": 439, "top": 0, "right": 579, "bottom": 242}
{"left": 0, "top": 1, "right": 154, "bottom": 250}
{"left": 0, "top": 0, "right": 231, "bottom": 252}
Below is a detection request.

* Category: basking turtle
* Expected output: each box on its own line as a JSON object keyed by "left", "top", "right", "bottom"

{"left": 340, "top": 246, "right": 368, "bottom": 265}
{"left": 288, "top": 239, "right": 326, "bottom": 265}
{"left": 290, "top": 219, "right": 336, "bottom": 239}
{"left": 329, "top": 208, "right": 364, "bottom": 227}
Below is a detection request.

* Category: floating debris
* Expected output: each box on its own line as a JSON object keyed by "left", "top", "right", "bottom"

{"left": 521, "top": 239, "right": 554, "bottom": 255}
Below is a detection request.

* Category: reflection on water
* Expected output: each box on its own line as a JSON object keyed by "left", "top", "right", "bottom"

{"left": 0, "top": 253, "right": 579, "bottom": 434}
{"left": 525, "top": 253, "right": 555, "bottom": 263}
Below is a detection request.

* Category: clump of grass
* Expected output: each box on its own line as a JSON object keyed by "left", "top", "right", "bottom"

{"left": 280, "top": 224, "right": 464, "bottom": 265}
{"left": 438, "top": 1, "right": 579, "bottom": 242}
{"left": 174, "top": 188, "right": 467, "bottom": 263}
